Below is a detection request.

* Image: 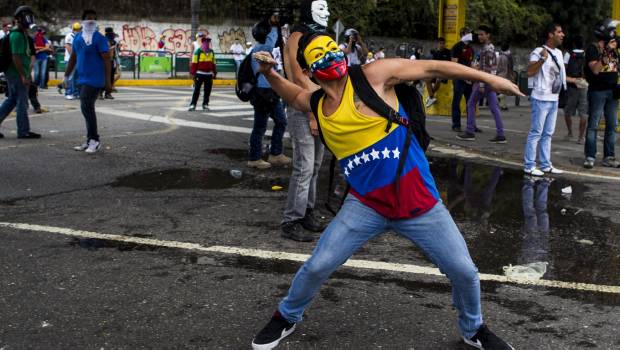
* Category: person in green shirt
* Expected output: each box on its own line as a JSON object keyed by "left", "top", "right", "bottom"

{"left": 0, "top": 6, "right": 41, "bottom": 139}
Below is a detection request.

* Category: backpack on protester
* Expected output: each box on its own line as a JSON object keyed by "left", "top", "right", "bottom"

{"left": 309, "top": 64, "right": 430, "bottom": 214}
{"left": 565, "top": 50, "right": 585, "bottom": 79}
{"left": 235, "top": 54, "right": 259, "bottom": 102}
{"left": 0, "top": 34, "right": 13, "bottom": 73}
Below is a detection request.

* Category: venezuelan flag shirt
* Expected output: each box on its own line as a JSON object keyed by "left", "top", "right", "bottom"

{"left": 318, "top": 78, "right": 440, "bottom": 219}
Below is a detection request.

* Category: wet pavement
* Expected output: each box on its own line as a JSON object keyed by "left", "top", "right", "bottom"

{"left": 1, "top": 87, "right": 619, "bottom": 349}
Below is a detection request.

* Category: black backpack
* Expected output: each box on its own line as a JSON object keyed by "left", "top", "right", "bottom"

{"left": 310, "top": 65, "right": 430, "bottom": 213}
{"left": 566, "top": 50, "right": 585, "bottom": 78}
{"left": 235, "top": 53, "right": 259, "bottom": 102}
{"left": 0, "top": 34, "right": 13, "bottom": 73}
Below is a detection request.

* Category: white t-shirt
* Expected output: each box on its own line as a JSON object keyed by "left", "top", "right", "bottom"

{"left": 409, "top": 54, "right": 417, "bottom": 60}
{"left": 528, "top": 46, "right": 566, "bottom": 102}
{"left": 339, "top": 43, "right": 362, "bottom": 66}
{"left": 230, "top": 43, "right": 245, "bottom": 61}
{"left": 64, "top": 32, "right": 75, "bottom": 62}
{"left": 0, "top": 31, "right": 5, "bottom": 40}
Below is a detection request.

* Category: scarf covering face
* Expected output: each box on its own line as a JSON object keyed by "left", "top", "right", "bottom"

{"left": 304, "top": 35, "right": 347, "bottom": 81}
{"left": 81, "top": 20, "right": 97, "bottom": 45}
{"left": 299, "top": 0, "right": 329, "bottom": 33}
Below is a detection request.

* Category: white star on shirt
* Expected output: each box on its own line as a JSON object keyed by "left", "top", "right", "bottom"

{"left": 347, "top": 159, "right": 354, "bottom": 170}
{"left": 370, "top": 148, "right": 380, "bottom": 160}
{"left": 353, "top": 155, "right": 362, "bottom": 165}
{"left": 344, "top": 168, "right": 350, "bottom": 177}
{"left": 361, "top": 152, "right": 370, "bottom": 163}
{"left": 382, "top": 147, "right": 391, "bottom": 159}
{"left": 392, "top": 147, "right": 401, "bottom": 159}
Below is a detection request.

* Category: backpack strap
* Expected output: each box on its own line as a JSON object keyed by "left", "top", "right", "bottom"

{"left": 347, "top": 65, "right": 410, "bottom": 133}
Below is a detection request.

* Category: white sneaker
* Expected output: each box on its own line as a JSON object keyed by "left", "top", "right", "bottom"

{"left": 73, "top": 142, "right": 88, "bottom": 151}
{"left": 524, "top": 167, "right": 544, "bottom": 176}
{"left": 85, "top": 139, "right": 101, "bottom": 154}
{"left": 65, "top": 95, "right": 75, "bottom": 100}
{"left": 425, "top": 97, "right": 437, "bottom": 108}
{"left": 541, "top": 166, "right": 564, "bottom": 174}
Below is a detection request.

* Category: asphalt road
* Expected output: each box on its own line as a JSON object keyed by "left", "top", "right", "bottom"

{"left": 0, "top": 87, "right": 619, "bottom": 349}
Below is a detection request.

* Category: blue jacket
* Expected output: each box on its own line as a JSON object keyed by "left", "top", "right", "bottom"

{"left": 251, "top": 27, "right": 278, "bottom": 89}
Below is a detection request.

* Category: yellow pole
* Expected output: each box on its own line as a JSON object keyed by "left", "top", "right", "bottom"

{"left": 426, "top": 0, "right": 467, "bottom": 116}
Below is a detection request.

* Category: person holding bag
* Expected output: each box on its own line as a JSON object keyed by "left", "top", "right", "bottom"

{"left": 523, "top": 23, "right": 566, "bottom": 176}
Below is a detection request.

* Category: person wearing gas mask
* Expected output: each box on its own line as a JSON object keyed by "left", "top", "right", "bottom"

{"left": 524, "top": 23, "right": 566, "bottom": 177}
{"left": 583, "top": 19, "right": 620, "bottom": 169}
{"left": 450, "top": 27, "right": 474, "bottom": 132}
{"left": 247, "top": 15, "right": 291, "bottom": 169}
{"left": 280, "top": 0, "right": 330, "bottom": 242}
{"left": 340, "top": 28, "right": 368, "bottom": 66}
{"left": 64, "top": 9, "right": 112, "bottom": 154}
{"left": 251, "top": 31, "right": 522, "bottom": 350}
{"left": 0, "top": 5, "right": 41, "bottom": 139}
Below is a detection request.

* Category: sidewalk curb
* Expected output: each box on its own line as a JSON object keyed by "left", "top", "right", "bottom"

{"left": 48, "top": 79, "right": 236, "bottom": 87}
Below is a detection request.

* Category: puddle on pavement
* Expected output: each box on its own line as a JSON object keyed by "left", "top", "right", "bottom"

{"left": 69, "top": 238, "right": 163, "bottom": 252}
{"left": 111, "top": 168, "right": 289, "bottom": 192}
{"left": 207, "top": 148, "right": 247, "bottom": 161}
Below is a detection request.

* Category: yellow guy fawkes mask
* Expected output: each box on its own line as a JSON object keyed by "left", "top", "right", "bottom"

{"left": 303, "top": 36, "right": 347, "bottom": 80}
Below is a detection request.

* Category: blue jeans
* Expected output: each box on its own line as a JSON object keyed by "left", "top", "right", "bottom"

{"left": 278, "top": 195, "right": 483, "bottom": 338}
{"left": 524, "top": 98, "right": 558, "bottom": 170}
{"left": 249, "top": 97, "right": 287, "bottom": 161}
{"left": 0, "top": 75, "right": 31, "bottom": 136}
{"left": 585, "top": 89, "right": 618, "bottom": 159}
{"left": 452, "top": 80, "right": 472, "bottom": 128}
{"left": 34, "top": 58, "right": 48, "bottom": 89}
{"left": 65, "top": 64, "right": 80, "bottom": 97}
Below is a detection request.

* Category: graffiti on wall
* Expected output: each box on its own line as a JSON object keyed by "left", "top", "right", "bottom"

{"left": 118, "top": 25, "right": 211, "bottom": 53}
{"left": 218, "top": 28, "right": 248, "bottom": 53}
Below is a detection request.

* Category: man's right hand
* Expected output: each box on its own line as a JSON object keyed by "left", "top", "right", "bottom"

{"left": 254, "top": 52, "right": 276, "bottom": 75}
{"left": 540, "top": 47, "right": 548, "bottom": 60}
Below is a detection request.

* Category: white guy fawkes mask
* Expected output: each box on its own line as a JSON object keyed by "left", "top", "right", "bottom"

{"left": 311, "top": 0, "right": 330, "bottom": 28}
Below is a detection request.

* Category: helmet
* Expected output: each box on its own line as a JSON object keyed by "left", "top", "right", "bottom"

{"left": 14, "top": 5, "right": 36, "bottom": 28}
{"left": 594, "top": 19, "right": 620, "bottom": 41}
{"left": 252, "top": 20, "right": 271, "bottom": 44}
{"left": 344, "top": 28, "right": 359, "bottom": 42}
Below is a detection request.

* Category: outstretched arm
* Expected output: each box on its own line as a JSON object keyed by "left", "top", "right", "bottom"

{"left": 365, "top": 58, "right": 524, "bottom": 96}
{"left": 255, "top": 52, "right": 313, "bottom": 112}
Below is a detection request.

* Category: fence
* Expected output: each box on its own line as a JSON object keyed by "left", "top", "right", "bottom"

{"left": 53, "top": 50, "right": 238, "bottom": 80}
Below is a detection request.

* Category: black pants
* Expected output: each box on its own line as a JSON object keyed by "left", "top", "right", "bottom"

{"left": 28, "top": 84, "right": 41, "bottom": 110}
{"left": 80, "top": 85, "right": 101, "bottom": 141}
{"left": 190, "top": 73, "right": 213, "bottom": 106}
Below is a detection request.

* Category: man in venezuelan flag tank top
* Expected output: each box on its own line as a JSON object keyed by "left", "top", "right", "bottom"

{"left": 250, "top": 33, "right": 523, "bottom": 350}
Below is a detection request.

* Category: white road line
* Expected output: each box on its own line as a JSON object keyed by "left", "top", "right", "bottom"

{"left": 166, "top": 109, "right": 255, "bottom": 118}
{"left": 1, "top": 222, "right": 618, "bottom": 294}
{"left": 98, "top": 107, "right": 288, "bottom": 137}
{"left": 119, "top": 87, "right": 193, "bottom": 95}
{"left": 430, "top": 145, "right": 620, "bottom": 182}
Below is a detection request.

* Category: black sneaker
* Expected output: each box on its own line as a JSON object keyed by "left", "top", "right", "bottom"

{"left": 0, "top": 132, "right": 4, "bottom": 138}
{"left": 452, "top": 126, "right": 462, "bottom": 132}
{"left": 457, "top": 132, "right": 476, "bottom": 141}
{"left": 252, "top": 311, "right": 296, "bottom": 350}
{"left": 489, "top": 135, "right": 507, "bottom": 144}
{"left": 300, "top": 208, "right": 326, "bottom": 232}
{"left": 104, "top": 92, "right": 114, "bottom": 100}
{"left": 463, "top": 324, "right": 514, "bottom": 350}
{"left": 281, "top": 221, "right": 314, "bottom": 242}
{"left": 17, "top": 132, "right": 41, "bottom": 139}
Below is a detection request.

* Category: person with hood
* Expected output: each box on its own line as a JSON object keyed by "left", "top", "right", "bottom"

{"left": 279, "top": 0, "right": 330, "bottom": 242}
{"left": 64, "top": 9, "right": 112, "bottom": 154}
{"left": 188, "top": 36, "right": 216, "bottom": 111}
{"left": 250, "top": 31, "right": 521, "bottom": 350}
{"left": 0, "top": 5, "right": 42, "bottom": 139}
{"left": 450, "top": 27, "right": 474, "bottom": 132}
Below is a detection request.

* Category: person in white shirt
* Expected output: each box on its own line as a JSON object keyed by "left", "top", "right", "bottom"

{"left": 339, "top": 28, "right": 368, "bottom": 66}
{"left": 0, "top": 22, "right": 11, "bottom": 39}
{"left": 374, "top": 47, "right": 385, "bottom": 60}
{"left": 63, "top": 22, "right": 81, "bottom": 99}
{"left": 524, "top": 23, "right": 566, "bottom": 176}
{"left": 229, "top": 39, "right": 245, "bottom": 74}
{"left": 245, "top": 41, "right": 253, "bottom": 55}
